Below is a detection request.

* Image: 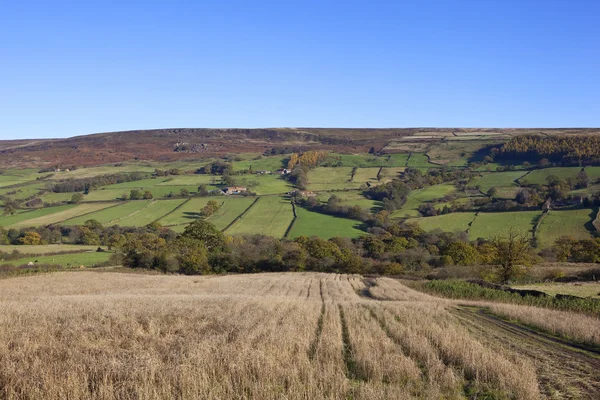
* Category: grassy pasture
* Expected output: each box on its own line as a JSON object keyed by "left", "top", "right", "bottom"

{"left": 62, "top": 201, "right": 152, "bottom": 226}
{"left": 288, "top": 207, "right": 364, "bottom": 239}
{"left": 115, "top": 199, "right": 187, "bottom": 227}
{"left": 426, "top": 140, "right": 491, "bottom": 166}
{"left": 8, "top": 203, "right": 119, "bottom": 228}
{"left": 162, "top": 197, "right": 257, "bottom": 232}
{"left": 5, "top": 251, "right": 112, "bottom": 267}
{"left": 352, "top": 167, "right": 379, "bottom": 184}
{"left": 324, "top": 153, "right": 408, "bottom": 167}
{"left": 0, "top": 244, "right": 100, "bottom": 255}
{"left": 383, "top": 153, "right": 410, "bottom": 166}
{"left": 536, "top": 209, "right": 594, "bottom": 248}
{"left": 406, "top": 153, "right": 436, "bottom": 168}
{"left": 232, "top": 156, "right": 286, "bottom": 172}
{"left": 520, "top": 167, "right": 595, "bottom": 186}
{"left": 155, "top": 175, "right": 221, "bottom": 186}
{"left": 40, "top": 192, "right": 77, "bottom": 204}
{"left": 0, "top": 174, "right": 35, "bottom": 188}
{"left": 379, "top": 167, "right": 405, "bottom": 180}
{"left": 0, "top": 205, "right": 76, "bottom": 227}
{"left": 47, "top": 164, "right": 158, "bottom": 180}
{"left": 317, "top": 191, "right": 381, "bottom": 212}
{"left": 415, "top": 212, "right": 476, "bottom": 234}
{"left": 0, "top": 182, "right": 46, "bottom": 202}
{"left": 226, "top": 196, "right": 293, "bottom": 238}
{"left": 392, "top": 183, "right": 456, "bottom": 218}
{"left": 350, "top": 167, "right": 404, "bottom": 185}
{"left": 468, "top": 211, "right": 541, "bottom": 240}
{"left": 205, "top": 197, "right": 256, "bottom": 231}
{"left": 307, "top": 167, "right": 361, "bottom": 191}
{"left": 236, "top": 174, "right": 293, "bottom": 195}
{"left": 471, "top": 171, "right": 528, "bottom": 193}
{"left": 157, "top": 198, "right": 213, "bottom": 226}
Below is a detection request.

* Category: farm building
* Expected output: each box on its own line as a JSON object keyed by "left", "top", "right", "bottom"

{"left": 255, "top": 170, "right": 272, "bottom": 174}
{"left": 277, "top": 169, "right": 292, "bottom": 175}
{"left": 223, "top": 186, "right": 247, "bottom": 195}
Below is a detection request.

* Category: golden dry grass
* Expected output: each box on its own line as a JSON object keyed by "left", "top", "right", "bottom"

{"left": 1, "top": 272, "right": 598, "bottom": 399}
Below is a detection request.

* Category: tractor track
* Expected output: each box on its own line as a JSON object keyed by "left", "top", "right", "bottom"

{"left": 451, "top": 305, "right": 600, "bottom": 399}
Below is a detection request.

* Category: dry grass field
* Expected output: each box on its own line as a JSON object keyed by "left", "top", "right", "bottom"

{"left": 0, "top": 272, "right": 599, "bottom": 399}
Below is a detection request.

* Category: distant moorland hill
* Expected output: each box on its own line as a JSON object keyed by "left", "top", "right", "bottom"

{"left": 2, "top": 127, "right": 600, "bottom": 168}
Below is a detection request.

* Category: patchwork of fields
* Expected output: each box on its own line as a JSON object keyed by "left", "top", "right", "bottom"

{"left": 1, "top": 153, "right": 600, "bottom": 246}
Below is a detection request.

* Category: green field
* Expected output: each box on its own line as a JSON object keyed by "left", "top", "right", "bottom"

{"left": 236, "top": 174, "right": 293, "bottom": 195}
{"left": 352, "top": 167, "right": 380, "bottom": 184}
{"left": 63, "top": 201, "right": 152, "bottom": 226}
{"left": 205, "top": 197, "right": 256, "bottom": 231}
{"left": 0, "top": 244, "right": 100, "bottom": 254}
{"left": 415, "top": 212, "right": 477, "bottom": 234}
{"left": 9, "top": 203, "right": 119, "bottom": 228}
{"left": 0, "top": 182, "right": 46, "bottom": 202}
{"left": 406, "top": 153, "right": 436, "bottom": 168}
{"left": 520, "top": 167, "right": 600, "bottom": 186}
{"left": 471, "top": 171, "right": 528, "bottom": 193}
{"left": 323, "top": 153, "right": 407, "bottom": 168}
{"left": 5, "top": 251, "right": 112, "bottom": 267}
{"left": 536, "top": 209, "right": 594, "bottom": 248}
{"left": 40, "top": 192, "right": 78, "bottom": 204}
{"left": 114, "top": 199, "right": 187, "bottom": 227}
{"left": 232, "top": 155, "right": 286, "bottom": 172}
{"left": 392, "top": 183, "right": 457, "bottom": 217}
{"left": 288, "top": 207, "right": 365, "bottom": 239}
{"left": 316, "top": 191, "right": 381, "bottom": 212}
{"left": 0, "top": 204, "right": 76, "bottom": 227}
{"left": 468, "top": 211, "right": 542, "bottom": 240}
{"left": 157, "top": 196, "right": 255, "bottom": 233}
{"left": 155, "top": 175, "right": 221, "bottom": 186}
{"left": 157, "top": 198, "right": 213, "bottom": 226}
{"left": 226, "top": 196, "right": 294, "bottom": 238}
{"left": 384, "top": 154, "right": 411, "bottom": 166}
{"left": 307, "top": 167, "right": 361, "bottom": 191}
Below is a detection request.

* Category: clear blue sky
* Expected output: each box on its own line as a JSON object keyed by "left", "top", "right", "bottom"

{"left": 1, "top": 0, "right": 598, "bottom": 139}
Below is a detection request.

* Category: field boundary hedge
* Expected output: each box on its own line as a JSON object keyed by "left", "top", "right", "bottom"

{"left": 284, "top": 201, "right": 298, "bottom": 239}
{"left": 222, "top": 197, "right": 260, "bottom": 232}
{"left": 515, "top": 170, "right": 533, "bottom": 186}
{"left": 592, "top": 207, "right": 600, "bottom": 232}
{"left": 466, "top": 212, "right": 479, "bottom": 235}
{"left": 532, "top": 209, "right": 550, "bottom": 244}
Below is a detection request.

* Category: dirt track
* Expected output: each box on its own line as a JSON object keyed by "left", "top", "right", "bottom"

{"left": 452, "top": 306, "right": 600, "bottom": 399}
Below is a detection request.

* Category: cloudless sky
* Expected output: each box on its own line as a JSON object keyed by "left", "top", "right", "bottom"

{"left": 1, "top": 0, "right": 599, "bottom": 139}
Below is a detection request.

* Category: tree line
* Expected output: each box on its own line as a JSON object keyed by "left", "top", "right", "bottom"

{"left": 51, "top": 172, "right": 151, "bottom": 193}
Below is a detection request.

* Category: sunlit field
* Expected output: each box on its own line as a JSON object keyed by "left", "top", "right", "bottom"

{"left": 1, "top": 271, "right": 599, "bottom": 399}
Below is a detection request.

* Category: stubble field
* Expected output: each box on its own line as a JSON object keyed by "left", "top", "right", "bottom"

{"left": 0, "top": 272, "right": 599, "bottom": 399}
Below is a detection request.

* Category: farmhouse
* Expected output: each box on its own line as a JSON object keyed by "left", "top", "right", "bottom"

{"left": 277, "top": 169, "right": 292, "bottom": 175}
{"left": 255, "top": 170, "right": 272, "bottom": 174}
{"left": 223, "top": 186, "right": 247, "bottom": 195}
